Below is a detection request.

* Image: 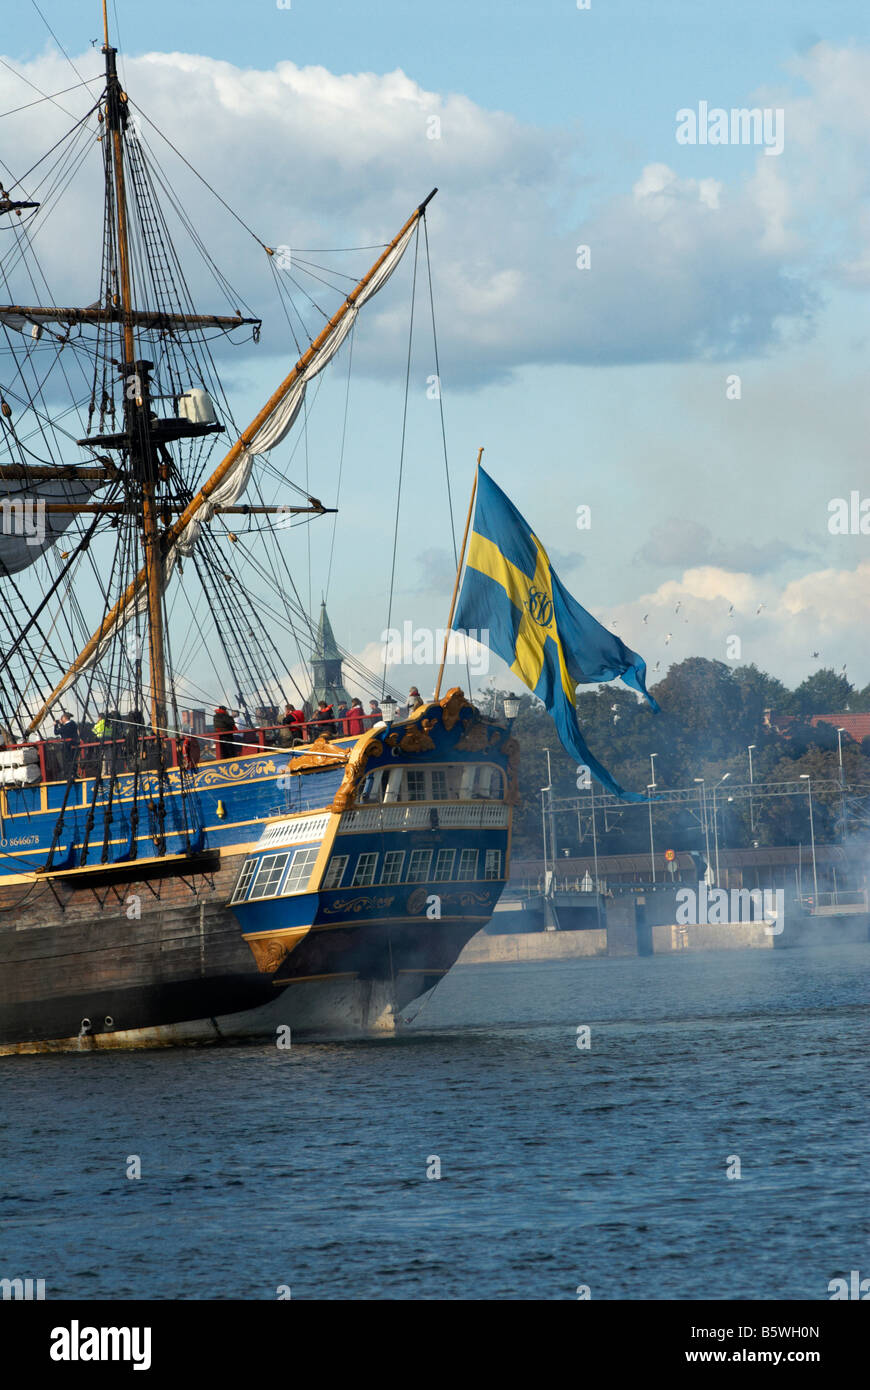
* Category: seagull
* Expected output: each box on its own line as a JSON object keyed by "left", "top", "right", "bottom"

{"left": 610, "top": 703, "right": 619, "bottom": 712}
{"left": 664, "top": 633, "right": 672, "bottom": 645}
{"left": 755, "top": 603, "right": 765, "bottom": 615}
{"left": 727, "top": 604, "right": 734, "bottom": 616}
{"left": 674, "top": 600, "right": 682, "bottom": 614}
{"left": 612, "top": 714, "right": 620, "bottom": 724}
{"left": 653, "top": 661, "right": 661, "bottom": 672}
{"left": 642, "top": 613, "right": 649, "bottom": 624}
{"left": 811, "top": 651, "right": 819, "bottom": 659}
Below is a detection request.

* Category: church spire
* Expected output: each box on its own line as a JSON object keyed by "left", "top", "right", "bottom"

{"left": 308, "top": 600, "right": 352, "bottom": 708}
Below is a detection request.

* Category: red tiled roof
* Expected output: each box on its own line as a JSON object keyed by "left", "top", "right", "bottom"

{"left": 810, "top": 713, "right": 870, "bottom": 742}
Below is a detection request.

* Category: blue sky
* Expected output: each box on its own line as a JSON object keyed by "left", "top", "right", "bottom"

{"left": 3, "top": 0, "right": 870, "bottom": 711}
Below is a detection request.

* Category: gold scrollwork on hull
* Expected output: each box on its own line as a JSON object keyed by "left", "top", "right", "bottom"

{"left": 329, "top": 735, "right": 385, "bottom": 813}
{"left": 321, "top": 894, "right": 396, "bottom": 915}
{"left": 194, "top": 757, "right": 279, "bottom": 789}
{"left": 454, "top": 721, "right": 502, "bottom": 753}
{"left": 286, "top": 737, "right": 349, "bottom": 776}
{"left": 437, "top": 687, "right": 469, "bottom": 731}
{"left": 246, "top": 934, "right": 292, "bottom": 973}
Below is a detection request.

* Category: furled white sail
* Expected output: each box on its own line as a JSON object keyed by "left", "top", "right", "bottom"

{"left": 169, "top": 220, "right": 417, "bottom": 563}
{"left": 26, "top": 215, "right": 419, "bottom": 726}
{"left": 0, "top": 477, "right": 104, "bottom": 576}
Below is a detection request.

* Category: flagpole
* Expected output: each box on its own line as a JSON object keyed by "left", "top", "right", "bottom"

{"left": 434, "top": 447, "right": 482, "bottom": 699}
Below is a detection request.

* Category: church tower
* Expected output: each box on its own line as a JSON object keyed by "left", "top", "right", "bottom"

{"left": 307, "top": 600, "right": 352, "bottom": 710}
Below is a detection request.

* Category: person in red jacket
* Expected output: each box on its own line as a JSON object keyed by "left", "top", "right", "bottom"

{"left": 346, "top": 698, "right": 365, "bottom": 736}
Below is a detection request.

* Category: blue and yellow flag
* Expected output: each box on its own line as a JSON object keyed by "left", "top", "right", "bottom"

{"left": 453, "top": 465, "right": 658, "bottom": 801}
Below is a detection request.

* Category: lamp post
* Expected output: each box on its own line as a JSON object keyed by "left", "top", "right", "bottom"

{"left": 540, "top": 785, "right": 550, "bottom": 895}
{"left": 543, "top": 747, "right": 558, "bottom": 879}
{"left": 694, "top": 778, "right": 711, "bottom": 882}
{"left": 748, "top": 744, "right": 756, "bottom": 833}
{"left": 836, "top": 727, "right": 846, "bottom": 842}
{"left": 647, "top": 754, "right": 658, "bottom": 884}
{"left": 712, "top": 773, "right": 731, "bottom": 887}
{"left": 590, "top": 778, "right": 599, "bottom": 899}
{"left": 799, "top": 774, "right": 818, "bottom": 906}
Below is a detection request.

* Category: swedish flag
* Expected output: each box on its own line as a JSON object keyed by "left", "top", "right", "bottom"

{"left": 453, "top": 465, "right": 658, "bottom": 800}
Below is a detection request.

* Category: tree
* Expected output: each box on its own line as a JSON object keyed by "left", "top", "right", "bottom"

{"left": 789, "top": 669, "right": 854, "bottom": 717}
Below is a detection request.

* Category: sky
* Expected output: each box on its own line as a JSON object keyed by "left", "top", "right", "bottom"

{"left": 2, "top": 0, "right": 870, "bottom": 713}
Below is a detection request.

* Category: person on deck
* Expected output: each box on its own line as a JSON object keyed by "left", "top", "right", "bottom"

{"left": 346, "top": 698, "right": 365, "bottom": 736}
{"left": 124, "top": 709, "right": 145, "bottom": 766}
{"left": 366, "top": 700, "right": 382, "bottom": 728}
{"left": 280, "top": 703, "right": 306, "bottom": 745}
{"left": 336, "top": 702, "right": 349, "bottom": 735}
{"left": 313, "top": 700, "right": 336, "bottom": 738}
{"left": 407, "top": 686, "right": 424, "bottom": 714}
{"left": 213, "top": 705, "right": 237, "bottom": 760}
{"left": 54, "top": 711, "right": 79, "bottom": 776}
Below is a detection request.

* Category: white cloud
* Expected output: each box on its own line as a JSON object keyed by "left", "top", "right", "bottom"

{"left": 0, "top": 43, "right": 841, "bottom": 386}
{"left": 606, "top": 560, "right": 870, "bottom": 687}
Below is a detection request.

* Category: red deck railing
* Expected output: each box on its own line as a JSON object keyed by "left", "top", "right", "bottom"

{"left": 2, "top": 716, "right": 378, "bottom": 784}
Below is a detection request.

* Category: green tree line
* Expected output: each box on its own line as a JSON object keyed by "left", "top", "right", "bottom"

{"left": 477, "top": 661, "right": 870, "bottom": 861}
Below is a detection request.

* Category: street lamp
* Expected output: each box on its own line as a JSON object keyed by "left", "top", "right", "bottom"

{"left": 694, "top": 778, "right": 711, "bottom": 883}
{"left": 647, "top": 781, "right": 657, "bottom": 883}
{"left": 712, "top": 773, "right": 731, "bottom": 888}
{"left": 799, "top": 774, "right": 818, "bottom": 907}
{"left": 748, "top": 745, "right": 756, "bottom": 832}
{"left": 503, "top": 696, "right": 520, "bottom": 721}
{"left": 836, "top": 727, "right": 846, "bottom": 841}
{"left": 540, "top": 786, "right": 550, "bottom": 892}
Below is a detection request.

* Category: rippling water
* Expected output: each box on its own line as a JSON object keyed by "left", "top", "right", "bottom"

{"left": 1, "top": 945, "right": 867, "bottom": 1299}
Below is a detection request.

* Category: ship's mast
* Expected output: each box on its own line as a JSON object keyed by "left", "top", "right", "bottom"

{"left": 102, "top": 6, "right": 167, "bottom": 733}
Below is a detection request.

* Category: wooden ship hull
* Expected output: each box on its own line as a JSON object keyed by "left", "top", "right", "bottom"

{"left": 0, "top": 693, "right": 517, "bottom": 1051}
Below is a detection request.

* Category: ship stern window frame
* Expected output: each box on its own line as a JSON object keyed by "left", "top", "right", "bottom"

{"left": 230, "top": 857, "right": 258, "bottom": 903}
{"left": 248, "top": 851, "right": 292, "bottom": 901}
{"left": 433, "top": 848, "right": 456, "bottom": 882}
{"left": 323, "top": 854, "right": 349, "bottom": 890}
{"left": 456, "top": 848, "right": 478, "bottom": 881}
{"left": 351, "top": 851, "right": 379, "bottom": 886}
{"left": 381, "top": 850, "right": 405, "bottom": 885}
{"left": 282, "top": 845, "right": 322, "bottom": 894}
{"left": 405, "top": 848, "right": 433, "bottom": 883}
{"left": 484, "top": 849, "right": 503, "bottom": 880}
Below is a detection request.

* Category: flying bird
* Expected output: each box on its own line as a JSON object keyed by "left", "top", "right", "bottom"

{"left": 755, "top": 603, "right": 765, "bottom": 615}
{"left": 610, "top": 703, "right": 619, "bottom": 712}
{"left": 642, "top": 613, "right": 649, "bottom": 624}
{"left": 612, "top": 714, "right": 620, "bottom": 724}
{"left": 811, "top": 651, "right": 819, "bottom": 659}
{"left": 727, "top": 604, "right": 735, "bottom": 616}
{"left": 653, "top": 661, "right": 661, "bottom": 672}
{"left": 674, "top": 600, "right": 682, "bottom": 614}
{"left": 664, "top": 633, "right": 672, "bottom": 645}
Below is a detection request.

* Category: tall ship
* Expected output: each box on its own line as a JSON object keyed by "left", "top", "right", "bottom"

{"left": 0, "top": 10, "right": 518, "bottom": 1051}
